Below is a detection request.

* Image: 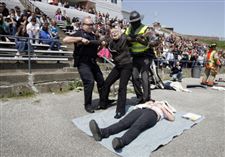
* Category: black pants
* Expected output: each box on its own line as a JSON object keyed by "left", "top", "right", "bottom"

{"left": 100, "top": 63, "right": 132, "bottom": 113}
{"left": 101, "top": 108, "right": 158, "bottom": 145}
{"left": 77, "top": 61, "right": 104, "bottom": 107}
{"left": 132, "top": 56, "right": 152, "bottom": 102}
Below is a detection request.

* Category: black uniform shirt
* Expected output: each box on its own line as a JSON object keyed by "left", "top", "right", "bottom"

{"left": 72, "top": 29, "right": 99, "bottom": 60}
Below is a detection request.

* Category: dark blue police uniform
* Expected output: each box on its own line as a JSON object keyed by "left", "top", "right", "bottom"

{"left": 73, "top": 29, "right": 104, "bottom": 113}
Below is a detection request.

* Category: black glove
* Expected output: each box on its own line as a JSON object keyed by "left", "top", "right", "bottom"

{"left": 127, "top": 34, "right": 137, "bottom": 42}
{"left": 136, "top": 35, "right": 148, "bottom": 46}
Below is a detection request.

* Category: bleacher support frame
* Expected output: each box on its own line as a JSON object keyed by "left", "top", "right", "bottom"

{"left": 0, "top": 34, "right": 73, "bottom": 74}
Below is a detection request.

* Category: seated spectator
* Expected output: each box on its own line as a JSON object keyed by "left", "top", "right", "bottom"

{"left": 14, "top": 6, "right": 21, "bottom": 21}
{"left": 15, "top": 25, "right": 30, "bottom": 58}
{"left": 49, "top": 20, "right": 59, "bottom": 38}
{"left": 40, "top": 14, "right": 50, "bottom": 27}
{"left": 89, "top": 100, "right": 175, "bottom": 150}
{"left": 180, "top": 51, "right": 189, "bottom": 68}
{"left": 170, "top": 61, "right": 183, "bottom": 82}
{"left": 5, "top": 9, "right": 17, "bottom": 36}
{"left": 0, "top": 14, "right": 10, "bottom": 41}
{"left": 61, "top": 10, "right": 68, "bottom": 21}
{"left": 26, "top": 17, "right": 40, "bottom": 44}
{"left": 34, "top": 7, "right": 42, "bottom": 18}
{"left": 64, "top": 0, "right": 69, "bottom": 8}
{"left": 64, "top": 17, "right": 73, "bottom": 32}
{"left": 196, "top": 52, "right": 204, "bottom": 67}
{"left": 55, "top": 8, "right": 62, "bottom": 21}
{"left": 71, "top": 17, "right": 80, "bottom": 33}
{"left": 28, "top": 12, "right": 41, "bottom": 25}
{"left": 165, "top": 50, "right": 174, "bottom": 68}
{"left": 17, "top": 13, "right": 29, "bottom": 28}
{"left": 0, "top": 2, "right": 9, "bottom": 17}
{"left": 26, "top": 9, "right": 32, "bottom": 18}
{"left": 39, "top": 22, "right": 61, "bottom": 50}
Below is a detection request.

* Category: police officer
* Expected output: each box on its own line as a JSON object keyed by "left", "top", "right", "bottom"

{"left": 63, "top": 16, "right": 104, "bottom": 113}
{"left": 125, "top": 11, "right": 157, "bottom": 103}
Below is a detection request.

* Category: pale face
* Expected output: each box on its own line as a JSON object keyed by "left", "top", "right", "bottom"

{"left": 82, "top": 18, "right": 94, "bottom": 33}
{"left": 110, "top": 28, "right": 122, "bottom": 40}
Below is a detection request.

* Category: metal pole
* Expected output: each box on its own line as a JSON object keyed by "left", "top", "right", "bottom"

{"left": 27, "top": 39, "right": 31, "bottom": 74}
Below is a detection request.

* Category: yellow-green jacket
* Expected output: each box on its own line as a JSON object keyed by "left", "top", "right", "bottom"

{"left": 125, "top": 24, "right": 149, "bottom": 55}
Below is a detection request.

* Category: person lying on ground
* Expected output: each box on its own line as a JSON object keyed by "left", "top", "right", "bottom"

{"left": 89, "top": 100, "right": 176, "bottom": 150}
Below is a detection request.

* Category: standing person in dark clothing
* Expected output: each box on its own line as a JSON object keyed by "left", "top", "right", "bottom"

{"left": 98, "top": 27, "right": 132, "bottom": 119}
{"left": 63, "top": 16, "right": 104, "bottom": 113}
{"left": 125, "top": 11, "right": 158, "bottom": 104}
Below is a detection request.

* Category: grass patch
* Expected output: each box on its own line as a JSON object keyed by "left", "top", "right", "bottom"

{"left": 68, "top": 80, "right": 83, "bottom": 91}
{"left": 199, "top": 39, "right": 225, "bottom": 50}
{"left": 0, "top": 91, "right": 35, "bottom": 99}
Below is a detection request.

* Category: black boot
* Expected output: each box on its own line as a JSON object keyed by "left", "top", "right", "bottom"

{"left": 107, "top": 99, "right": 115, "bottom": 104}
{"left": 114, "top": 112, "right": 125, "bottom": 119}
{"left": 85, "top": 105, "right": 95, "bottom": 113}
{"left": 96, "top": 101, "right": 107, "bottom": 110}
{"left": 89, "top": 120, "right": 103, "bottom": 141}
{"left": 112, "top": 137, "right": 124, "bottom": 150}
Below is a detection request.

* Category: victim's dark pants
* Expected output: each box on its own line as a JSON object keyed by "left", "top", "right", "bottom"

{"left": 101, "top": 108, "right": 158, "bottom": 145}
{"left": 77, "top": 61, "right": 104, "bottom": 107}
{"left": 100, "top": 63, "right": 132, "bottom": 113}
{"left": 132, "top": 56, "right": 153, "bottom": 101}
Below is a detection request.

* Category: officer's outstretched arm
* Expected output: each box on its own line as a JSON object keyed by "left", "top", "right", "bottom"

{"left": 63, "top": 36, "right": 84, "bottom": 44}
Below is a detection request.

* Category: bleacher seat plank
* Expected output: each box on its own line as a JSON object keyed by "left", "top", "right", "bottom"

{"left": 0, "top": 48, "right": 73, "bottom": 54}
{"left": 0, "top": 57, "right": 68, "bottom": 61}
{"left": 0, "top": 53, "right": 73, "bottom": 58}
{"left": 0, "top": 41, "right": 67, "bottom": 49}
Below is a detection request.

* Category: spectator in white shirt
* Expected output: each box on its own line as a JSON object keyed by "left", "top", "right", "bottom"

{"left": 26, "top": 17, "right": 40, "bottom": 44}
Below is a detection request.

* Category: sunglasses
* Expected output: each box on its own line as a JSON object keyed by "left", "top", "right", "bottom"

{"left": 84, "top": 23, "right": 94, "bottom": 26}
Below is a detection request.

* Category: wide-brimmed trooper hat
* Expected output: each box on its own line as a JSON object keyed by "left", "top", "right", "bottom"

{"left": 129, "top": 10, "right": 144, "bottom": 23}
{"left": 209, "top": 43, "right": 217, "bottom": 48}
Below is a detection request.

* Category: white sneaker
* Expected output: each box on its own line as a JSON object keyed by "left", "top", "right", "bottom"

{"left": 16, "top": 52, "right": 20, "bottom": 56}
{"left": 33, "top": 53, "right": 37, "bottom": 58}
{"left": 15, "top": 52, "right": 20, "bottom": 58}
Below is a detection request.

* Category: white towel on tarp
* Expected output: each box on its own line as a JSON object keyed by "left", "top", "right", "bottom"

{"left": 170, "top": 82, "right": 192, "bottom": 92}
{"left": 212, "top": 86, "right": 225, "bottom": 91}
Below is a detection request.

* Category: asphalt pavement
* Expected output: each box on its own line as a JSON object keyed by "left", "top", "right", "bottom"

{"left": 1, "top": 75, "right": 225, "bottom": 157}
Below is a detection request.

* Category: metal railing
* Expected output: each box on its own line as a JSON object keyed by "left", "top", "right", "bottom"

{"left": 0, "top": 34, "right": 63, "bottom": 73}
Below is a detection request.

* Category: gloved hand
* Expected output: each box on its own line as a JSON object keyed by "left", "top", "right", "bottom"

{"left": 127, "top": 34, "right": 137, "bottom": 42}
{"left": 136, "top": 35, "right": 148, "bottom": 46}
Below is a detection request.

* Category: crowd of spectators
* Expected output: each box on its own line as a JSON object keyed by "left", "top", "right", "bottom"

{"left": 56, "top": 8, "right": 217, "bottom": 69}
{"left": 1, "top": 1, "right": 224, "bottom": 64}
{"left": 0, "top": 2, "right": 61, "bottom": 57}
{"left": 155, "top": 33, "right": 209, "bottom": 68}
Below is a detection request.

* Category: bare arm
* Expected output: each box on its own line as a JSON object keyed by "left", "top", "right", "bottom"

{"left": 161, "top": 105, "right": 175, "bottom": 121}
{"left": 63, "top": 36, "right": 83, "bottom": 43}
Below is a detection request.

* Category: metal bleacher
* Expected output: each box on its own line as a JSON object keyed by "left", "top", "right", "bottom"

{"left": 0, "top": 35, "right": 73, "bottom": 62}
{"left": 1, "top": 0, "right": 25, "bottom": 10}
{"left": 31, "top": 1, "right": 95, "bottom": 21}
{"left": 0, "top": 0, "right": 76, "bottom": 74}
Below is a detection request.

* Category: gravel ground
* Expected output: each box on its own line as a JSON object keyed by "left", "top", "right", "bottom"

{"left": 1, "top": 75, "right": 225, "bottom": 157}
